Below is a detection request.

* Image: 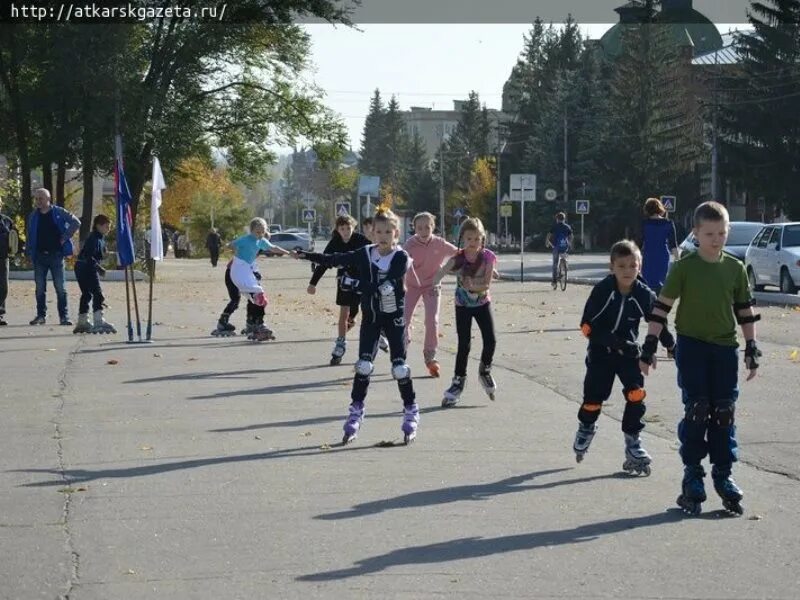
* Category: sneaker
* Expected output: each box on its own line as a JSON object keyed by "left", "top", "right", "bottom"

{"left": 29, "top": 315, "right": 46, "bottom": 325}
{"left": 0, "top": 315, "right": 6, "bottom": 326}
{"left": 60, "top": 317, "right": 73, "bottom": 326}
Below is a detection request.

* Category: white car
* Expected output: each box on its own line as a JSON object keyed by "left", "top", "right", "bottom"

{"left": 745, "top": 222, "right": 800, "bottom": 294}
{"left": 679, "top": 221, "right": 764, "bottom": 260}
{"left": 266, "top": 232, "right": 315, "bottom": 253}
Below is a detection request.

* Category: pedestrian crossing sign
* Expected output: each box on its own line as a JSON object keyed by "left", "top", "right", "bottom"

{"left": 335, "top": 202, "right": 351, "bottom": 217}
{"left": 302, "top": 209, "right": 316, "bottom": 223}
{"left": 660, "top": 195, "right": 676, "bottom": 212}
{"left": 575, "top": 200, "right": 590, "bottom": 215}
{"left": 454, "top": 208, "right": 464, "bottom": 219}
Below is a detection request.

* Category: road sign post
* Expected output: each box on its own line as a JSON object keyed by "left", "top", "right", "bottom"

{"left": 510, "top": 174, "right": 536, "bottom": 282}
{"left": 500, "top": 199, "right": 512, "bottom": 245}
{"left": 575, "top": 200, "right": 590, "bottom": 247}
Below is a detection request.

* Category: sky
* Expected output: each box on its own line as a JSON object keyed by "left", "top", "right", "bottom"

{"left": 300, "top": 23, "right": 612, "bottom": 150}
{"left": 296, "top": 22, "right": 746, "bottom": 154}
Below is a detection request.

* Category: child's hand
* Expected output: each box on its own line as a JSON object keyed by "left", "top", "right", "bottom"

{"left": 639, "top": 356, "right": 657, "bottom": 375}
{"left": 744, "top": 340, "right": 761, "bottom": 381}
{"left": 307, "top": 285, "right": 316, "bottom": 295}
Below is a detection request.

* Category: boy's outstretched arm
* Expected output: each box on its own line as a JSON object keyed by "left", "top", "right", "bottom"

{"left": 735, "top": 302, "right": 761, "bottom": 381}
{"left": 639, "top": 295, "right": 675, "bottom": 375}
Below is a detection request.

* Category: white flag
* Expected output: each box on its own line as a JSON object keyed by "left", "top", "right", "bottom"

{"left": 150, "top": 157, "right": 166, "bottom": 261}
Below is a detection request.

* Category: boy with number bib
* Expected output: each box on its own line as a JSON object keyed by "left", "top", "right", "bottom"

{"left": 640, "top": 201, "right": 761, "bottom": 516}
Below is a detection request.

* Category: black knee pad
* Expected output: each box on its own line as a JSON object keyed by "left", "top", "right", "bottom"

{"left": 712, "top": 401, "right": 735, "bottom": 427}
{"left": 686, "top": 399, "right": 710, "bottom": 424}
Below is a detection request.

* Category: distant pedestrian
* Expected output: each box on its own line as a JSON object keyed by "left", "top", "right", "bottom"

{"left": 72, "top": 214, "right": 116, "bottom": 335}
{"left": 206, "top": 228, "right": 222, "bottom": 266}
{"left": 640, "top": 197, "right": 679, "bottom": 294}
{"left": 0, "top": 195, "right": 20, "bottom": 326}
{"left": 26, "top": 188, "right": 81, "bottom": 326}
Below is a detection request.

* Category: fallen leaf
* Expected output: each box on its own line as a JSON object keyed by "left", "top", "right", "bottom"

{"left": 187, "top": 357, "right": 198, "bottom": 361}
{"left": 748, "top": 514, "right": 763, "bottom": 521}
{"left": 254, "top": 435, "right": 262, "bottom": 440}
{"left": 45, "top": 348, "right": 56, "bottom": 352}
{"left": 319, "top": 443, "right": 331, "bottom": 451}
{"left": 153, "top": 353, "right": 162, "bottom": 358}
{"left": 125, "top": 569, "right": 136, "bottom": 575}
{"left": 139, "top": 445, "right": 153, "bottom": 451}
{"left": 107, "top": 359, "right": 119, "bottom": 365}
{"left": 301, "top": 431, "right": 312, "bottom": 437}
{"left": 790, "top": 349, "right": 798, "bottom": 361}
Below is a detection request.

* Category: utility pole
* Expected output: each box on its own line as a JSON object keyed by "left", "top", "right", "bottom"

{"left": 439, "top": 122, "right": 446, "bottom": 237}
{"left": 496, "top": 140, "right": 508, "bottom": 243}
{"left": 710, "top": 48, "right": 719, "bottom": 201}
{"left": 563, "top": 110, "right": 569, "bottom": 212}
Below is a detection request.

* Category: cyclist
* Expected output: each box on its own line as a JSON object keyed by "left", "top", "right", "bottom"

{"left": 546, "top": 212, "right": 573, "bottom": 289}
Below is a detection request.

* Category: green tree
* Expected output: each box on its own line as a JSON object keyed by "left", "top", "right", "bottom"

{"left": 359, "top": 89, "right": 386, "bottom": 178}
{"left": 718, "top": 0, "right": 800, "bottom": 217}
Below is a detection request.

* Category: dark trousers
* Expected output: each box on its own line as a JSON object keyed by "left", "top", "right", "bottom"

{"left": 75, "top": 262, "right": 104, "bottom": 314}
{"left": 209, "top": 248, "right": 220, "bottom": 267}
{"left": 454, "top": 303, "right": 496, "bottom": 376}
{"left": 580, "top": 347, "right": 646, "bottom": 434}
{"left": 33, "top": 252, "right": 68, "bottom": 319}
{"left": 351, "top": 311, "right": 415, "bottom": 407}
{"left": 675, "top": 335, "right": 739, "bottom": 476}
{"left": 0, "top": 257, "right": 7, "bottom": 314}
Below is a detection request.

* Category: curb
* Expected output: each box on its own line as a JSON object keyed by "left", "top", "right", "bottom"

{"left": 9, "top": 270, "right": 149, "bottom": 282}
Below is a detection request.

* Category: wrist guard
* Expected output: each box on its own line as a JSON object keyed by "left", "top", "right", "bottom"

{"left": 744, "top": 340, "right": 762, "bottom": 370}
{"left": 639, "top": 334, "right": 659, "bottom": 365}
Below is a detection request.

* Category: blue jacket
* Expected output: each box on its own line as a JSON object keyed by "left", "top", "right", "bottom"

{"left": 76, "top": 230, "right": 106, "bottom": 269}
{"left": 580, "top": 275, "right": 657, "bottom": 349}
{"left": 26, "top": 206, "right": 81, "bottom": 259}
{"left": 301, "top": 245, "right": 411, "bottom": 323}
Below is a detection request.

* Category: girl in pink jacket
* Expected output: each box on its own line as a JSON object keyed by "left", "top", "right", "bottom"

{"left": 403, "top": 212, "right": 458, "bottom": 377}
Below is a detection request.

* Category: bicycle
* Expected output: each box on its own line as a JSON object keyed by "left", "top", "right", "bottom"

{"left": 546, "top": 242, "right": 569, "bottom": 291}
{"left": 556, "top": 250, "right": 568, "bottom": 291}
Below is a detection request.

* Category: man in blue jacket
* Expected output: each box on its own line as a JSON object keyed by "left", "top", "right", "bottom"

{"left": 26, "top": 188, "right": 81, "bottom": 325}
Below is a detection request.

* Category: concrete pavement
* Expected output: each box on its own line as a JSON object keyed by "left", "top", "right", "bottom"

{"left": 2, "top": 257, "right": 799, "bottom": 599}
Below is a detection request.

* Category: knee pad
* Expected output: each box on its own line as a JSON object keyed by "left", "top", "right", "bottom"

{"left": 580, "top": 402, "right": 603, "bottom": 413}
{"left": 391, "top": 360, "right": 411, "bottom": 381}
{"left": 625, "top": 388, "right": 647, "bottom": 403}
{"left": 712, "top": 401, "right": 735, "bottom": 427}
{"left": 685, "top": 399, "right": 710, "bottom": 424}
{"left": 354, "top": 359, "right": 374, "bottom": 377}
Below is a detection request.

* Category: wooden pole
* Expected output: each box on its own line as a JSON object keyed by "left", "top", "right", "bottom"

{"left": 124, "top": 266, "right": 133, "bottom": 342}
{"left": 146, "top": 258, "right": 155, "bottom": 340}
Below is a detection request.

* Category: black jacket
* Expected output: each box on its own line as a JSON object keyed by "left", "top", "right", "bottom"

{"left": 580, "top": 275, "right": 657, "bottom": 350}
{"left": 76, "top": 230, "right": 106, "bottom": 271}
{"left": 301, "top": 245, "right": 410, "bottom": 322}
{"left": 309, "top": 232, "right": 370, "bottom": 286}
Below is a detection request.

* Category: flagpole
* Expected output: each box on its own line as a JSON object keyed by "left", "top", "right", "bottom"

{"left": 129, "top": 264, "right": 143, "bottom": 341}
{"left": 146, "top": 258, "right": 155, "bottom": 340}
{"left": 124, "top": 265, "right": 134, "bottom": 342}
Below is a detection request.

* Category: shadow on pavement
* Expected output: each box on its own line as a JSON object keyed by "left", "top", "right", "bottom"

{"left": 12, "top": 443, "right": 368, "bottom": 487}
{"left": 298, "top": 509, "right": 684, "bottom": 581}
{"left": 315, "top": 469, "right": 618, "bottom": 521}
{"left": 187, "top": 376, "right": 362, "bottom": 399}
{"left": 124, "top": 366, "right": 314, "bottom": 384}
{"left": 209, "top": 405, "right": 483, "bottom": 432}
{"left": 76, "top": 337, "right": 331, "bottom": 354}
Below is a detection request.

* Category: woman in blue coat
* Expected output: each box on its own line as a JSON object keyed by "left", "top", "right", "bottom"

{"left": 640, "top": 198, "right": 679, "bottom": 294}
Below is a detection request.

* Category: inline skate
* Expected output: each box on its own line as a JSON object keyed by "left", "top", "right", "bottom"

{"left": 622, "top": 432, "right": 652, "bottom": 475}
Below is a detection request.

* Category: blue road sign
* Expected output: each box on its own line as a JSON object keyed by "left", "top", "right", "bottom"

{"left": 335, "top": 202, "right": 351, "bottom": 217}
{"left": 575, "top": 200, "right": 590, "bottom": 215}
{"left": 453, "top": 208, "right": 465, "bottom": 219}
{"left": 661, "top": 195, "right": 676, "bottom": 212}
{"left": 302, "top": 209, "right": 316, "bottom": 223}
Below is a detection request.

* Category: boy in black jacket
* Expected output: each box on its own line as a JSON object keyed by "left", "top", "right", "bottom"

{"left": 307, "top": 215, "right": 370, "bottom": 364}
{"left": 296, "top": 209, "right": 420, "bottom": 445}
{"left": 73, "top": 215, "right": 116, "bottom": 334}
{"left": 574, "top": 240, "right": 674, "bottom": 474}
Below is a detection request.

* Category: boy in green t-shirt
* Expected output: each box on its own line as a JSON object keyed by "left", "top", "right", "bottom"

{"left": 639, "top": 201, "right": 762, "bottom": 516}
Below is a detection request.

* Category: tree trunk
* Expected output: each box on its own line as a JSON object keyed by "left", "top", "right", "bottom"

{"left": 56, "top": 158, "right": 66, "bottom": 207}
{"left": 42, "top": 160, "right": 53, "bottom": 195}
{"left": 80, "top": 131, "right": 94, "bottom": 241}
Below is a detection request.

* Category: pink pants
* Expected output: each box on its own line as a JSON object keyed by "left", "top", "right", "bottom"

{"left": 404, "top": 285, "right": 441, "bottom": 360}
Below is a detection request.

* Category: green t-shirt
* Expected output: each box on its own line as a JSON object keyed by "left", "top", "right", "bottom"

{"left": 661, "top": 252, "right": 752, "bottom": 347}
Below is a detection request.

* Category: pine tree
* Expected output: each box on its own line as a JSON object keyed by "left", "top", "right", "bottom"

{"left": 402, "top": 131, "right": 437, "bottom": 214}
{"left": 381, "top": 96, "right": 411, "bottom": 198}
{"left": 359, "top": 89, "right": 386, "bottom": 178}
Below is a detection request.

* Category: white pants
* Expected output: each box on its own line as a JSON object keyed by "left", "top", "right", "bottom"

{"left": 230, "top": 256, "right": 263, "bottom": 295}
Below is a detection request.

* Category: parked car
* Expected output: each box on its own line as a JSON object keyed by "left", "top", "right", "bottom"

{"left": 268, "top": 224, "right": 282, "bottom": 234}
{"left": 745, "top": 222, "right": 800, "bottom": 293}
{"left": 265, "top": 232, "right": 315, "bottom": 253}
{"left": 678, "top": 221, "right": 764, "bottom": 260}
{"left": 282, "top": 228, "right": 311, "bottom": 237}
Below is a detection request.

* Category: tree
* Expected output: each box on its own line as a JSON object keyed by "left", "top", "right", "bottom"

{"left": 718, "top": 0, "right": 800, "bottom": 217}
{"left": 401, "top": 131, "right": 437, "bottom": 215}
{"left": 359, "top": 89, "right": 386, "bottom": 177}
